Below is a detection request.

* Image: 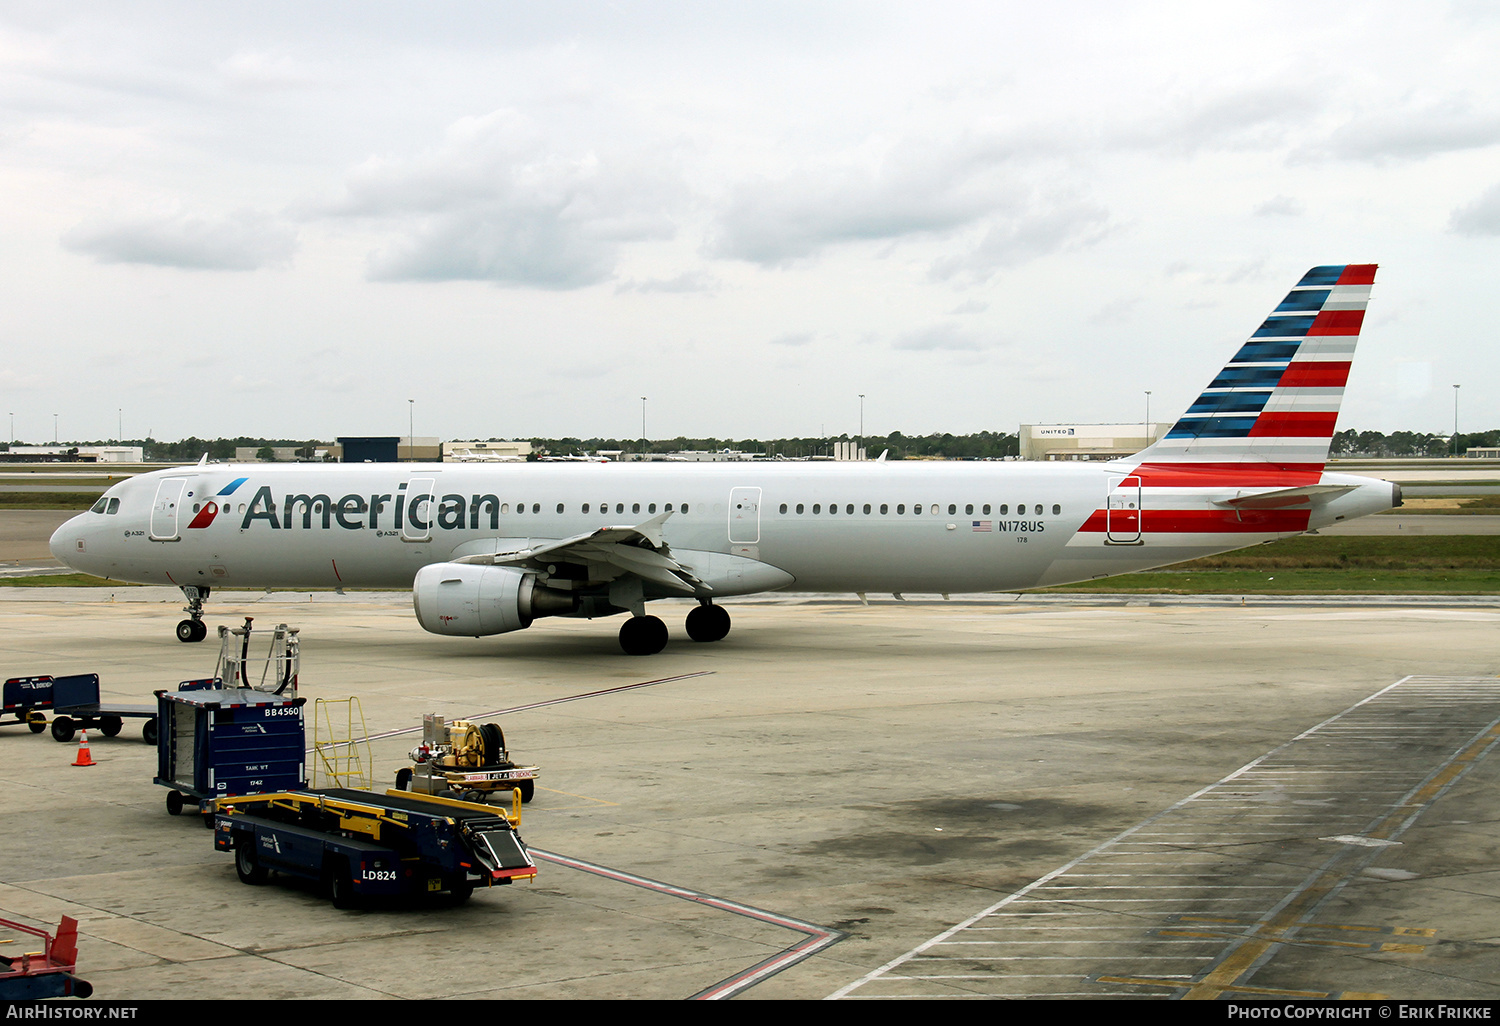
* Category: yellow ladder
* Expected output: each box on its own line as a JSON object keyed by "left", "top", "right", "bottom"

{"left": 311, "top": 697, "right": 372, "bottom": 790}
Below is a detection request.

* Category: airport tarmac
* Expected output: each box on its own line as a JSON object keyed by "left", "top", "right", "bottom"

{"left": 3, "top": 591, "right": 1500, "bottom": 1000}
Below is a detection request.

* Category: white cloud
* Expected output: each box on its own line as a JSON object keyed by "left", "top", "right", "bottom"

{"left": 61, "top": 208, "right": 297, "bottom": 270}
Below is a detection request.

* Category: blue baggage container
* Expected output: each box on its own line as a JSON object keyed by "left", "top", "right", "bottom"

{"left": 154, "top": 688, "right": 306, "bottom": 817}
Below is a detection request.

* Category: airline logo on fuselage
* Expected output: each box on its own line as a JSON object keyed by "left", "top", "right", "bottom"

{"left": 236, "top": 483, "right": 511, "bottom": 533}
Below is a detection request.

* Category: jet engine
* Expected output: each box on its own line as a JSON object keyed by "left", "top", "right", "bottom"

{"left": 412, "top": 563, "right": 577, "bottom": 637}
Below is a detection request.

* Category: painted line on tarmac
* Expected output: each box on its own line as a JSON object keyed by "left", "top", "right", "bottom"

{"left": 529, "top": 847, "right": 845, "bottom": 1000}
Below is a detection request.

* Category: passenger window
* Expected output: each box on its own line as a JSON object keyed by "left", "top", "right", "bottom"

{"left": 632, "top": 503, "right": 641, "bottom": 514}
{"left": 616, "top": 503, "right": 624, "bottom": 514}
{"left": 666, "top": 503, "right": 674, "bottom": 512}
{"left": 1052, "top": 504, "right": 1061, "bottom": 515}
{"left": 1034, "top": 504, "right": 1042, "bottom": 515}
{"left": 846, "top": 504, "right": 854, "bottom": 514}
{"left": 517, "top": 503, "right": 525, "bottom": 515}
{"left": 682, "top": 504, "right": 690, "bottom": 513}
{"left": 829, "top": 504, "right": 837, "bottom": 515}
{"left": 813, "top": 504, "right": 821, "bottom": 514}
{"left": 780, "top": 503, "right": 788, "bottom": 514}
{"left": 533, "top": 503, "right": 540, "bottom": 514}
{"left": 982, "top": 504, "right": 990, "bottom": 516}
{"left": 948, "top": 504, "right": 956, "bottom": 515}
{"left": 880, "top": 504, "right": 888, "bottom": 515}
{"left": 649, "top": 503, "right": 657, "bottom": 514}
{"left": 965, "top": 504, "right": 973, "bottom": 515}
{"left": 502, "top": 503, "right": 511, "bottom": 513}
{"left": 1017, "top": 505, "right": 1027, "bottom": 517}
{"left": 796, "top": 503, "right": 805, "bottom": 514}
{"left": 556, "top": 503, "right": 564, "bottom": 514}
{"left": 999, "top": 504, "right": 1008, "bottom": 515}
{"left": 914, "top": 504, "right": 923, "bottom": 515}
{"left": 863, "top": 504, "right": 871, "bottom": 514}
{"left": 897, "top": 504, "right": 905, "bottom": 514}
{"left": 582, "top": 503, "right": 590, "bottom": 513}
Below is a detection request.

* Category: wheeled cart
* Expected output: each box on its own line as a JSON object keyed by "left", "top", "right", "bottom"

{"left": 0, "top": 914, "right": 91, "bottom": 1000}
{"left": 154, "top": 686, "right": 307, "bottom": 818}
{"left": 395, "top": 714, "right": 540, "bottom": 804}
{"left": 3, "top": 673, "right": 158, "bottom": 744}
{"left": 213, "top": 788, "right": 536, "bottom": 906}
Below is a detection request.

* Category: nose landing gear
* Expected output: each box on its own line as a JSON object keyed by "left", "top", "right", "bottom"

{"left": 176, "top": 586, "right": 210, "bottom": 643}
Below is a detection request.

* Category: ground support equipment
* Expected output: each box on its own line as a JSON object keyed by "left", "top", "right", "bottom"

{"left": 4, "top": 673, "right": 157, "bottom": 744}
{"left": 0, "top": 915, "right": 91, "bottom": 999}
{"left": 154, "top": 686, "right": 306, "bottom": 819}
{"left": 395, "top": 714, "right": 540, "bottom": 804}
{"left": 213, "top": 787, "right": 536, "bottom": 906}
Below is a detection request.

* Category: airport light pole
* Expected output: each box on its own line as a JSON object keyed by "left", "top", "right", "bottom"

{"left": 1454, "top": 384, "right": 1461, "bottom": 457}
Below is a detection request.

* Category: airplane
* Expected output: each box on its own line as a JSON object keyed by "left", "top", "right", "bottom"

{"left": 50, "top": 264, "right": 1398, "bottom": 655}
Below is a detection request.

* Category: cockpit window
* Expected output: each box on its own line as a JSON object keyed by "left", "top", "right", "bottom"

{"left": 107, "top": 497, "right": 120, "bottom": 514}
{"left": 90, "top": 497, "right": 109, "bottom": 513}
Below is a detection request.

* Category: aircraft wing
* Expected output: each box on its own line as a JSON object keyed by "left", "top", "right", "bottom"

{"left": 449, "top": 511, "right": 705, "bottom": 595}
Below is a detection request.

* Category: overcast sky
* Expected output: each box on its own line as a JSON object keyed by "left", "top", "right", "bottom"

{"left": 3, "top": 1, "right": 1498, "bottom": 445}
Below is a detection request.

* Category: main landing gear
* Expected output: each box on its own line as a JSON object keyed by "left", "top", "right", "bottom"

{"left": 176, "top": 586, "right": 209, "bottom": 643}
{"left": 617, "top": 601, "right": 733, "bottom": 655}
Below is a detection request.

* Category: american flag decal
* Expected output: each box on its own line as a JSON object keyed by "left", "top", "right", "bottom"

{"left": 972, "top": 521, "right": 992, "bottom": 532}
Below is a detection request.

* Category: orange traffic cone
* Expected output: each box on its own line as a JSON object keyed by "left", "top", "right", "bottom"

{"left": 72, "top": 730, "right": 96, "bottom": 768}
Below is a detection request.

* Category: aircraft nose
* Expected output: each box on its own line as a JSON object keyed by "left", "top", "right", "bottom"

{"left": 49, "top": 514, "right": 86, "bottom": 565}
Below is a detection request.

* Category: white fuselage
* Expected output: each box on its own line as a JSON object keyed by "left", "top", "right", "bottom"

{"left": 50, "top": 460, "right": 1397, "bottom": 597}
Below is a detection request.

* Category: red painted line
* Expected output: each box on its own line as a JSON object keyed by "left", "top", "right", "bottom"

{"left": 529, "top": 848, "right": 845, "bottom": 999}
{"left": 1337, "top": 264, "right": 1377, "bottom": 285}
{"left": 331, "top": 559, "right": 342, "bottom": 583}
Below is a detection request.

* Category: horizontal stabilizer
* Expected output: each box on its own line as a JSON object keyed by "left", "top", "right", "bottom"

{"left": 1211, "top": 484, "right": 1358, "bottom": 510}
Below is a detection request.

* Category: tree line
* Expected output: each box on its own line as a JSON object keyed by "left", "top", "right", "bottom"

{"left": 6, "top": 428, "right": 1498, "bottom": 461}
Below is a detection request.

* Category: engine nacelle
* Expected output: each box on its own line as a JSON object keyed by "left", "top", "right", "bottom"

{"left": 412, "top": 563, "right": 576, "bottom": 637}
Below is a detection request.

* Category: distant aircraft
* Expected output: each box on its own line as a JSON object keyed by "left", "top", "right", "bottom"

{"left": 51, "top": 265, "right": 1396, "bottom": 654}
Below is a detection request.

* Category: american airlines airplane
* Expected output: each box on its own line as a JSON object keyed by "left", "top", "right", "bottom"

{"left": 51, "top": 264, "right": 1398, "bottom": 655}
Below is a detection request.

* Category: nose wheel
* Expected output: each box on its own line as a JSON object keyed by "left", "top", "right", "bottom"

{"left": 176, "top": 586, "right": 210, "bottom": 643}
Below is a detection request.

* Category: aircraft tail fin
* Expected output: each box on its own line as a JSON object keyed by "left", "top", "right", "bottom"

{"left": 1132, "top": 264, "right": 1376, "bottom": 471}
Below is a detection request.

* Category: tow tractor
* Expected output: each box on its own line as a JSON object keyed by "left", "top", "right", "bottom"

{"left": 395, "top": 714, "right": 539, "bottom": 804}
{"left": 213, "top": 787, "right": 536, "bottom": 906}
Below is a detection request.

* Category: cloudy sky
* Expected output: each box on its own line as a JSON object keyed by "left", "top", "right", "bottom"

{"left": 3, "top": 1, "right": 1498, "bottom": 445}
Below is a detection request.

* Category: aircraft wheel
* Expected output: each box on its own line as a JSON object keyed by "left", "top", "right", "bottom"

{"left": 685, "top": 603, "right": 731, "bottom": 643}
{"left": 619, "top": 615, "right": 668, "bottom": 655}
{"left": 176, "top": 619, "right": 201, "bottom": 643}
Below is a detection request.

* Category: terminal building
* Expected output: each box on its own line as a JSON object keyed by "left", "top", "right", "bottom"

{"left": 1018, "top": 424, "right": 1166, "bottom": 461}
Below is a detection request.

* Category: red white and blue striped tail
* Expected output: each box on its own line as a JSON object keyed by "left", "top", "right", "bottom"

{"left": 1133, "top": 264, "right": 1376, "bottom": 471}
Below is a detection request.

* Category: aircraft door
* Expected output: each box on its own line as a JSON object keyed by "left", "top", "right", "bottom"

{"left": 150, "top": 478, "right": 188, "bottom": 541}
{"left": 728, "top": 487, "right": 761, "bottom": 545}
{"left": 1105, "top": 476, "right": 1143, "bottom": 545}
{"left": 403, "top": 477, "right": 436, "bottom": 542}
